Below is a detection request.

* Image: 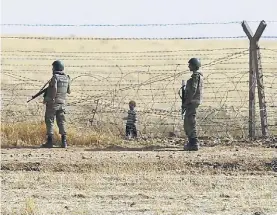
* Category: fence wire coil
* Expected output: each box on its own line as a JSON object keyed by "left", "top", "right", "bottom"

{"left": 1, "top": 21, "right": 277, "bottom": 138}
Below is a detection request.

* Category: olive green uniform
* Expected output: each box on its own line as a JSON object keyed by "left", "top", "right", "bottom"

{"left": 44, "top": 71, "right": 71, "bottom": 136}
{"left": 183, "top": 71, "right": 203, "bottom": 139}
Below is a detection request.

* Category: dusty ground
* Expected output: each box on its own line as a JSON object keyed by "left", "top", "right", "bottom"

{"left": 1, "top": 144, "right": 277, "bottom": 215}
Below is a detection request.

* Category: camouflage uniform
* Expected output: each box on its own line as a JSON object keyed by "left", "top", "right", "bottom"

{"left": 183, "top": 58, "right": 203, "bottom": 151}
{"left": 42, "top": 60, "right": 71, "bottom": 148}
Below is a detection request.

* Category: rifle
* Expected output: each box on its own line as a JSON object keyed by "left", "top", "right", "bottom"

{"left": 178, "top": 80, "right": 186, "bottom": 119}
{"left": 27, "top": 79, "right": 51, "bottom": 103}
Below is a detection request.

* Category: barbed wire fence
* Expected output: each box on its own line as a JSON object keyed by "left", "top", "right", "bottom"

{"left": 1, "top": 20, "right": 277, "bottom": 139}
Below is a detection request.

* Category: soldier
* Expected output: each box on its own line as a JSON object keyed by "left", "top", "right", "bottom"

{"left": 182, "top": 58, "right": 203, "bottom": 151}
{"left": 41, "top": 60, "right": 71, "bottom": 148}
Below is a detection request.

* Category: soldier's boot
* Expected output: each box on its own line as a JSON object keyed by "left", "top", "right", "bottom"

{"left": 184, "top": 138, "right": 199, "bottom": 151}
{"left": 41, "top": 135, "right": 53, "bottom": 148}
{"left": 61, "top": 135, "right": 67, "bottom": 148}
{"left": 191, "top": 138, "right": 200, "bottom": 151}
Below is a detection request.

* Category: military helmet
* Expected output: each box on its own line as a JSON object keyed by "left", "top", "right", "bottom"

{"left": 52, "top": 60, "right": 64, "bottom": 71}
{"left": 188, "top": 58, "right": 201, "bottom": 68}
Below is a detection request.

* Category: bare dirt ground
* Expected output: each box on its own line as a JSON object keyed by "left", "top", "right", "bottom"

{"left": 1, "top": 145, "right": 277, "bottom": 215}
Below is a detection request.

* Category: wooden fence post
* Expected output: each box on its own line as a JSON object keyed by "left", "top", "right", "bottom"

{"left": 242, "top": 21, "right": 256, "bottom": 139}
{"left": 242, "top": 20, "right": 268, "bottom": 138}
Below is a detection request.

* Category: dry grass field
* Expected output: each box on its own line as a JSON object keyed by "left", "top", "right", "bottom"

{"left": 1, "top": 36, "right": 277, "bottom": 214}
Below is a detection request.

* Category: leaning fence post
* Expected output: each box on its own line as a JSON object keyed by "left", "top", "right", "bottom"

{"left": 242, "top": 21, "right": 256, "bottom": 139}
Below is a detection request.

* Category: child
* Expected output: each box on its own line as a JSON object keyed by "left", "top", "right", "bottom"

{"left": 123, "top": 100, "right": 137, "bottom": 139}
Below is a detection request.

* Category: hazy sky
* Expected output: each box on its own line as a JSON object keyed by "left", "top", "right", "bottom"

{"left": 1, "top": 0, "right": 277, "bottom": 37}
